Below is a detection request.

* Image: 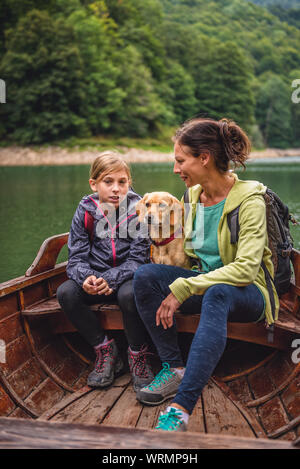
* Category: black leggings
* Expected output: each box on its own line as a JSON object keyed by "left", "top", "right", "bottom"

{"left": 57, "top": 279, "right": 149, "bottom": 349}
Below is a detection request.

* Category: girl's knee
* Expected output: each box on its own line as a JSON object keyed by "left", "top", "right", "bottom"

{"left": 57, "top": 280, "right": 80, "bottom": 305}
{"left": 117, "top": 280, "right": 134, "bottom": 305}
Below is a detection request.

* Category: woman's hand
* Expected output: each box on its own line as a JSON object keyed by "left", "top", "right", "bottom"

{"left": 156, "top": 293, "right": 181, "bottom": 329}
{"left": 83, "top": 275, "right": 113, "bottom": 296}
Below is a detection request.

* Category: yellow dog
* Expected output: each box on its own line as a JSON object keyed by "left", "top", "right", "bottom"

{"left": 136, "top": 191, "right": 191, "bottom": 268}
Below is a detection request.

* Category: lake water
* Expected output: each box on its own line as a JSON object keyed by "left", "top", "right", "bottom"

{"left": 0, "top": 159, "right": 299, "bottom": 283}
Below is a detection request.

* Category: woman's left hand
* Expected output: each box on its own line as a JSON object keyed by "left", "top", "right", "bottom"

{"left": 156, "top": 293, "right": 181, "bottom": 329}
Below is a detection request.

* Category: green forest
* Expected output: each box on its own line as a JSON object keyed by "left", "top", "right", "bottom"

{"left": 0, "top": 0, "right": 300, "bottom": 148}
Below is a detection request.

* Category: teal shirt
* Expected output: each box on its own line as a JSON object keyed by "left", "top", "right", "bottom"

{"left": 192, "top": 199, "right": 226, "bottom": 273}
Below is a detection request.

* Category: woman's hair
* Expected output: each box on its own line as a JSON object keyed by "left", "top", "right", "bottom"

{"left": 90, "top": 151, "right": 132, "bottom": 184}
{"left": 173, "top": 118, "right": 251, "bottom": 172}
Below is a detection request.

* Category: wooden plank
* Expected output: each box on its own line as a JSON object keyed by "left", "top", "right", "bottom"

{"left": 136, "top": 399, "right": 174, "bottom": 430}
{"left": 1, "top": 335, "right": 32, "bottom": 377}
{"left": 275, "top": 310, "right": 300, "bottom": 333}
{"left": 0, "top": 263, "right": 67, "bottom": 298}
{"left": 247, "top": 365, "right": 276, "bottom": 399}
{"left": 27, "top": 296, "right": 296, "bottom": 350}
{"left": 47, "top": 374, "right": 131, "bottom": 424}
{"left": 25, "top": 233, "right": 68, "bottom": 277}
{"left": 0, "top": 293, "right": 19, "bottom": 321}
{"left": 202, "top": 380, "right": 255, "bottom": 438}
{"left": 186, "top": 396, "right": 206, "bottom": 433}
{"left": 258, "top": 396, "right": 291, "bottom": 438}
{"left": 281, "top": 374, "right": 300, "bottom": 419}
{"left": 0, "top": 417, "right": 296, "bottom": 449}
{"left": 226, "top": 376, "right": 253, "bottom": 405}
{"left": 7, "top": 357, "right": 45, "bottom": 400}
{"left": 0, "top": 384, "right": 15, "bottom": 416}
{"left": 102, "top": 384, "right": 143, "bottom": 428}
{"left": 23, "top": 378, "right": 66, "bottom": 416}
{"left": 0, "top": 312, "right": 23, "bottom": 344}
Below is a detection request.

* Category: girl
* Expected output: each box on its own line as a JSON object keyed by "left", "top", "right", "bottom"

{"left": 57, "top": 152, "right": 153, "bottom": 391}
{"left": 133, "top": 118, "right": 279, "bottom": 431}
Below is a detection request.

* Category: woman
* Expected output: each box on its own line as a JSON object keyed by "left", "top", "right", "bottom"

{"left": 57, "top": 152, "right": 153, "bottom": 392}
{"left": 133, "top": 118, "right": 279, "bottom": 432}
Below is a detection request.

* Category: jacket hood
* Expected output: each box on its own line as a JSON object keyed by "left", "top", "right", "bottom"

{"left": 79, "top": 187, "right": 141, "bottom": 221}
{"left": 188, "top": 173, "right": 267, "bottom": 214}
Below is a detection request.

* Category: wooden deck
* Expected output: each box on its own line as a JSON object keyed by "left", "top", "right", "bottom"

{"left": 0, "top": 417, "right": 297, "bottom": 449}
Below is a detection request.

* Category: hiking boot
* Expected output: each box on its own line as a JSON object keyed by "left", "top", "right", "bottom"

{"left": 155, "top": 407, "right": 187, "bottom": 432}
{"left": 87, "top": 338, "right": 123, "bottom": 388}
{"left": 128, "top": 345, "right": 154, "bottom": 392}
{"left": 136, "top": 362, "right": 183, "bottom": 405}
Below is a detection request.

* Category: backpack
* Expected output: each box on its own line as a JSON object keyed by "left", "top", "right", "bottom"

{"left": 184, "top": 187, "right": 296, "bottom": 323}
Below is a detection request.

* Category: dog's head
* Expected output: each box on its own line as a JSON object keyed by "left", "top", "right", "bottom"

{"left": 136, "top": 192, "right": 183, "bottom": 236}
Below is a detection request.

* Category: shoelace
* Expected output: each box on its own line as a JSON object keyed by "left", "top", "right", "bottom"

{"left": 95, "top": 343, "right": 113, "bottom": 373}
{"left": 156, "top": 408, "right": 183, "bottom": 431}
{"left": 145, "top": 362, "right": 175, "bottom": 390}
{"left": 129, "top": 346, "right": 153, "bottom": 378}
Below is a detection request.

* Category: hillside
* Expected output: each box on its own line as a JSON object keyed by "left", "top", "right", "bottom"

{"left": 248, "top": 0, "right": 300, "bottom": 8}
{"left": 0, "top": 0, "right": 299, "bottom": 149}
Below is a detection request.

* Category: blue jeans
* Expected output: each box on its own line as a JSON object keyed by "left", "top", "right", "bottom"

{"left": 133, "top": 264, "right": 264, "bottom": 414}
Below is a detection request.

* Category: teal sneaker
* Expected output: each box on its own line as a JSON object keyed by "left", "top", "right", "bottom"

{"left": 155, "top": 407, "right": 187, "bottom": 432}
{"left": 136, "top": 362, "right": 183, "bottom": 405}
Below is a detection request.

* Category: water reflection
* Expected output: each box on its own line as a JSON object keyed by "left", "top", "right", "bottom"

{"left": 0, "top": 160, "right": 299, "bottom": 282}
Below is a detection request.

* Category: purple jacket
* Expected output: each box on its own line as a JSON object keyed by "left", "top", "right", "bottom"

{"left": 66, "top": 188, "right": 150, "bottom": 291}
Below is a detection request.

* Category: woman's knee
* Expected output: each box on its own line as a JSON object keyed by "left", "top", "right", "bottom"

{"left": 134, "top": 264, "right": 158, "bottom": 285}
{"left": 204, "top": 284, "right": 232, "bottom": 303}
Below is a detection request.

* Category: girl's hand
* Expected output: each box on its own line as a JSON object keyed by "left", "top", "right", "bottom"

{"left": 156, "top": 293, "right": 181, "bottom": 329}
{"left": 83, "top": 275, "right": 113, "bottom": 296}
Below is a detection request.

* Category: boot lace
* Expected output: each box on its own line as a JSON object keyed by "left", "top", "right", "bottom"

{"left": 95, "top": 342, "right": 113, "bottom": 373}
{"left": 144, "top": 362, "right": 175, "bottom": 390}
{"left": 129, "top": 345, "right": 153, "bottom": 378}
{"left": 156, "top": 408, "right": 183, "bottom": 431}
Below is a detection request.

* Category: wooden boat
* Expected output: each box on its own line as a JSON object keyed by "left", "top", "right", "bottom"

{"left": 0, "top": 233, "right": 300, "bottom": 449}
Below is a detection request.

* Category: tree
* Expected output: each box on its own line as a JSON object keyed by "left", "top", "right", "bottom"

{"left": 193, "top": 41, "right": 256, "bottom": 131}
{"left": 109, "top": 45, "right": 167, "bottom": 136}
{"left": 256, "top": 74, "right": 292, "bottom": 147}
{"left": 0, "top": 9, "right": 87, "bottom": 143}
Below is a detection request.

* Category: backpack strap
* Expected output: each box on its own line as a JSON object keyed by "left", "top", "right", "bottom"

{"left": 227, "top": 206, "right": 240, "bottom": 244}
{"left": 261, "top": 261, "right": 276, "bottom": 342}
{"left": 84, "top": 210, "right": 94, "bottom": 243}
{"left": 184, "top": 188, "right": 190, "bottom": 218}
{"left": 228, "top": 205, "right": 276, "bottom": 340}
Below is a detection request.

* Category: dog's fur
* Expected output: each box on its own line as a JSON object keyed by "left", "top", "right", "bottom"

{"left": 136, "top": 191, "right": 191, "bottom": 268}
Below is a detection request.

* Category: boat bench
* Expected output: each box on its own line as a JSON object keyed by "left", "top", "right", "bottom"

{"left": 21, "top": 233, "right": 300, "bottom": 351}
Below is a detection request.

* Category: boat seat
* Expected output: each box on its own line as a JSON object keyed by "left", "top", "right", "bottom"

{"left": 21, "top": 295, "right": 300, "bottom": 351}
{"left": 21, "top": 233, "right": 300, "bottom": 351}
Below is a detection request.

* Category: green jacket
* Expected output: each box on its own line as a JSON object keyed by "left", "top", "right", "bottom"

{"left": 169, "top": 173, "right": 279, "bottom": 325}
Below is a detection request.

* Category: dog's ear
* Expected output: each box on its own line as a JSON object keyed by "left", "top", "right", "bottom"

{"left": 135, "top": 194, "right": 148, "bottom": 219}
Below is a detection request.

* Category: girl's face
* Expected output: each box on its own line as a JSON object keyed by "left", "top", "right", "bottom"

{"left": 173, "top": 141, "right": 206, "bottom": 187}
{"left": 89, "top": 170, "right": 130, "bottom": 207}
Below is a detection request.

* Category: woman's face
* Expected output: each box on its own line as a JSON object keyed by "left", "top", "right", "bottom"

{"left": 173, "top": 141, "right": 205, "bottom": 187}
{"left": 89, "top": 170, "right": 130, "bottom": 207}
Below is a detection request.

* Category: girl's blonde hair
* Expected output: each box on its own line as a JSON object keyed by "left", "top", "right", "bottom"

{"left": 90, "top": 151, "right": 132, "bottom": 184}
